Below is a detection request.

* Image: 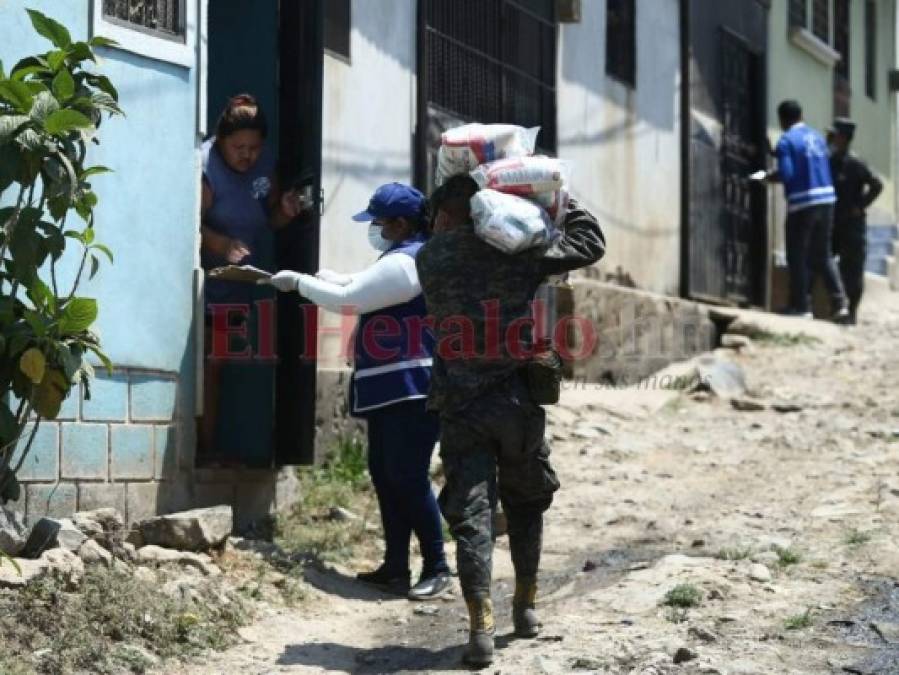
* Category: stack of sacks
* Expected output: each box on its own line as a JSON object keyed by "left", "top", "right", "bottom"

{"left": 434, "top": 122, "right": 571, "bottom": 255}
{"left": 436, "top": 123, "right": 539, "bottom": 184}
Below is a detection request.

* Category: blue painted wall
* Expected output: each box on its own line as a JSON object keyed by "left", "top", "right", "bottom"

{"left": 1, "top": 1, "right": 199, "bottom": 376}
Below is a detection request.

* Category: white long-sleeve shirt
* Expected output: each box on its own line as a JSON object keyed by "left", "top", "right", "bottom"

{"left": 295, "top": 255, "right": 421, "bottom": 315}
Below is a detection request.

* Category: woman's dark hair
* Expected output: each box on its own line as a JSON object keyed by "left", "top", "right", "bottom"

{"left": 216, "top": 94, "right": 268, "bottom": 139}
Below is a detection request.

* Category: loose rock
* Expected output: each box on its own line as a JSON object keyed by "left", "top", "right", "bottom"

{"left": 137, "top": 544, "right": 222, "bottom": 576}
{"left": 747, "top": 563, "right": 772, "bottom": 582}
{"left": 673, "top": 647, "right": 698, "bottom": 664}
{"left": 328, "top": 507, "right": 361, "bottom": 522}
{"left": 55, "top": 518, "right": 88, "bottom": 552}
{"left": 78, "top": 539, "right": 113, "bottom": 567}
{"left": 139, "top": 505, "right": 233, "bottom": 552}
{"left": 0, "top": 507, "right": 26, "bottom": 556}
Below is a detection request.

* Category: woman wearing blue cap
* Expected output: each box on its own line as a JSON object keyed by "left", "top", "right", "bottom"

{"left": 266, "top": 183, "right": 451, "bottom": 601}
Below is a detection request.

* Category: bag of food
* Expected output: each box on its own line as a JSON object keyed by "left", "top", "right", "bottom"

{"left": 470, "top": 156, "right": 568, "bottom": 197}
{"left": 436, "top": 123, "right": 540, "bottom": 184}
{"left": 533, "top": 188, "right": 571, "bottom": 225}
{"left": 470, "top": 189, "right": 554, "bottom": 254}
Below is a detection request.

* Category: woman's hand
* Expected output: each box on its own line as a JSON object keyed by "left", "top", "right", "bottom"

{"left": 226, "top": 238, "right": 251, "bottom": 264}
{"left": 279, "top": 190, "right": 305, "bottom": 221}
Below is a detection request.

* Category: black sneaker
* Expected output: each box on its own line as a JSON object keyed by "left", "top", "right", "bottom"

{"left": 408, "top": 572, "right": 453, "bottom": 601}
{"left": 356, "top": 566, "right": 410, "bottom": 595}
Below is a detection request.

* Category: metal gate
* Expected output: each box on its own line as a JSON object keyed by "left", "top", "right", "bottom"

{"left": 415, "top": 0, "right": 558, "bottom": 190}
{"left": 687, "top": 26, "right": 766, "bottom": 306}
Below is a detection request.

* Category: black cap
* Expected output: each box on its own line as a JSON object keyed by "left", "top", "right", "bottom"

{"left": 832, "top": 117, "right": 856, "bottom": 140}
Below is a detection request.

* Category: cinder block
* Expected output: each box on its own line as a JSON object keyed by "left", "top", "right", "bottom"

{"left": 178, "top": 422, "right": 196, "bottom": 471}
{"left": 12, "top": 423, "right": 59, "bottom": 482}
{"left": 61, "top": 424, "right": 109, "bottom": 480}
{"left": 275, "top": 467, "right": 302, "bottom": 512}
{"left": 26, "top": 482, "right": 77, "bottom": 525}
{"left": 82, "top": 374, "right": 129, "bottom": 422}
{"left": 130, "top": 376, "right": 177, "bottom": 422}
{"left": 110, "top": 425, "right": 154, "bottom": 480}
{"left": 154, "top": 425, "right": 178, "bottom": 481}
{"left": 156, "top": 478, "right": 193, "bottom": 514}
{"left": 193, "top": 483, "right": 235, "bottom": 510}
{"left": 235, "top": 480, "right": 276, "bottom": 531}
{"left": 126, "top": 482, "right": 160, "bottom": 523}
{"left": 78, "top": 482, "right": 126, "bottom": 515}
{"left": 57, "top": 385, "right": 80, "bottom": 421}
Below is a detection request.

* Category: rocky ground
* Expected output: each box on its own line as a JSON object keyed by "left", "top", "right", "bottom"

{"left": 7, "top": 289, "right": 899, "bottom": 674}
{"left": 175, "top": 287, "right": 899, "bottom": 675}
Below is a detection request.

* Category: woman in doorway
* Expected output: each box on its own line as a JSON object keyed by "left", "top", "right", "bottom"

{"left": 265, "top": 183, "right": 451, "bottom": 602}
{"left": 200, "top": 94, "right": 304, "bottom": 460}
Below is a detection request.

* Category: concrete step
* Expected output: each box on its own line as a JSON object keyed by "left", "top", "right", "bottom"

{"left": 865, "top": 224, "right": 899, "bottom": 278}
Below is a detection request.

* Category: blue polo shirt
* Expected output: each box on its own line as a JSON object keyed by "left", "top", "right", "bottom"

{"left": 776, "top": 122, "right": 836, "bottom": 213}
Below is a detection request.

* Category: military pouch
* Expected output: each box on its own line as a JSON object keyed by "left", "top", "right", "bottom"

{"left": 525, "top": 342, "right": 563, "bottom": 405}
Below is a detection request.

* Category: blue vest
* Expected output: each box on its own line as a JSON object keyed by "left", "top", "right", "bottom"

{"left": 201, "top": 138, "right": 275, "bottom": 305}
{"left": 351, "top": 236, "right": 435, "bottom": 415}
{"left": 775, "top": 123, "right": 837, "bottom": 213}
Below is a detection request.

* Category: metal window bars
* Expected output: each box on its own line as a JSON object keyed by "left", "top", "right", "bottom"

{"left": 102, "top": 0, "right": 184, "bottom": 39}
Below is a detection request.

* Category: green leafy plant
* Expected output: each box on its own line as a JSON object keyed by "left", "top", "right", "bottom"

{"left": 662, "top": 583, "right": 703, "bottom": 609}
{"left": 0, "top": 9, "right": 122, "bottom": 503}
{"left": 775, "top": 546, "right": 802, "bottom": 567}
{"left": 784, "top": 609, "right": 813, "bottom": 630}
{"left": 845, "top": 529, "right": 872, "bottom": 547}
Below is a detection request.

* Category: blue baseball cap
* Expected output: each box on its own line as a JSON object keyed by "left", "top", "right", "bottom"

{"left": 352, "top": 182, "right": 426, "bottom": 222}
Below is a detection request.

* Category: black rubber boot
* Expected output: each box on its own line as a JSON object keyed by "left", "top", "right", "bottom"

{"left": 512, "top": 576, "right": 539, "bottom": 638}
{"left": 463, "top": 596, "right": 495, "bottom": 667}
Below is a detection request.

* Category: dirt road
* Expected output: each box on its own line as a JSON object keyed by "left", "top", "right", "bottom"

{"left": 189, "top": 291, "right": 899, "bottom": 675}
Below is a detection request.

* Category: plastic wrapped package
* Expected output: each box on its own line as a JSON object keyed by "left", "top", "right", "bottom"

{"left": 436, "top": 124, "right": 539, "bottom": 184}
{"left": 470, "top": 189, "right": 555, "bottom": 255}
{"left": 533, "top": 188, "right": 571, "bottom": 226}
{"left": 470, "top": 156, "right": 568, "bottom": 197}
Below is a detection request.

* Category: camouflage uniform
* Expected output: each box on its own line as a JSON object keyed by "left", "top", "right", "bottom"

{"left": 416, "top": 199, "right": 605, "bottom": 598}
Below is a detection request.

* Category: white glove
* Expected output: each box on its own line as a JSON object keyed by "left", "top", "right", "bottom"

{"left": 315, "top": 269, "right": 353, "bottom": 286}
{"left": 748, "top": 170, "right": 767, "bottom": 181}
{"left": 265, "top": 270, "right": 304, "bottom": 292}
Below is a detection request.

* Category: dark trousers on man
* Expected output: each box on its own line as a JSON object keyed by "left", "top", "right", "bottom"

{"left": 367, "top": 399, "right": 448, "bottom": 577}
{"left": 785, "top": 204, "right": 848, "bottom": 314}
{"left": 833, "top": 216, "right": 867, "bottom": 324}
{"left": 438, "top": 376, "right": 560, "bottom": 600}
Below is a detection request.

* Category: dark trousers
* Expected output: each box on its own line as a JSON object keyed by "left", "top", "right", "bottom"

{"left": 785, "top": 204, "right": 848, "bottom": 314}
{"left": 438, "top": 376, "right": 560, "bottom": 599}
{"left": 833, "top": 217, "right": 867, "bottom": 323}
{"left": 366, "top": 399, "right": 448, "bottom": 577}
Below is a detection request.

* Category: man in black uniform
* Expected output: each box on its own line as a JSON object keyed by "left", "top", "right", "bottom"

{"left": 828, "top": 118, "right": 883, "bottom": 324}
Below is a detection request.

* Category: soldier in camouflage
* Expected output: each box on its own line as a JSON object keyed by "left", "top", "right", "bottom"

{"left": 416, "top": 176, "right": 605, "bottom": 666}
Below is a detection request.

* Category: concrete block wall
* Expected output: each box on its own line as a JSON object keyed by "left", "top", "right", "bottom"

{"left": 10, "top": 369, "right": 301, "bottom": 529}
{"left": 568, "top": 280, "right": 718, "bottom": 385}
{"left": 11, "top": 369, "right": 178, "bottom": 525}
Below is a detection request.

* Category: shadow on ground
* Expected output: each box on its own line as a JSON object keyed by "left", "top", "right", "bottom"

{"left": 278, "top": 642, "right": 470, "bottom": 673}
{"left": 303, "top": 564, "right": 409, "bottom": 603}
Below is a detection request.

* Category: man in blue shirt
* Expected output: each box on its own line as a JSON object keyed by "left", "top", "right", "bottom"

{"left": 761, "top": 100, "right": 849, "bottom": 321}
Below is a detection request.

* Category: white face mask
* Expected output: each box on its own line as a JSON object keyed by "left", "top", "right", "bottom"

{"left": 368, "top": 224, "right": 392, "bottom": 252}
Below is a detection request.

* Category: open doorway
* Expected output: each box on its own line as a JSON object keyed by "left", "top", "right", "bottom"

{"left": 200, "top": 0, "right": 323, "bottom": 469}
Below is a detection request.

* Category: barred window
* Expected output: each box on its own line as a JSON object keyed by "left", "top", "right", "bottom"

{"left": 811, "top": 0, "right": 830, "bottom": 43}
{"left": 865, "top": 0, "right": 877, "bottom": 99}
{"left": 788, "top": 0, "right": 807, "bottom": 28}
{"left": 833, "top": 0, "right": 849, "bottom": 79}
{"left": 324, "top": 0, "right": 351, "bottom": 61}
{"left": 102, "top": 0, "right": 185, "bottom": 41}
{"left": 606, "top": 0, "right": 636, "bottom": 88}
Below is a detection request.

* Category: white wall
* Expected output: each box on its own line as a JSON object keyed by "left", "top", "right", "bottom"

{"left": 318, "top": 0, "right": 417, "bottom": 367}
{"left": 557, "top": 0, "right": 682, "bottom": 295}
